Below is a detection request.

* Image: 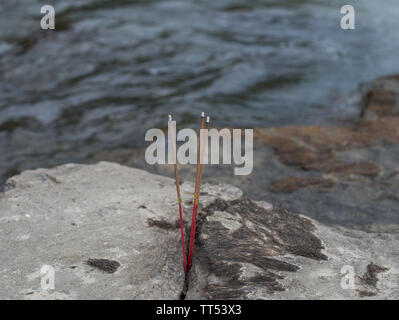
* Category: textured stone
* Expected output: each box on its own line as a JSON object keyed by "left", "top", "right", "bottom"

{"left": 361, "top": 74, "right": 399, "bottom": 120}
{"left": 1, "top": 162, "right": 398, "bottom": 300}
{"left": 254, "top": 119, "right": 399, "bottom": 170}
{"left": 186, "top": 199, "right": 399, "bottom": 300}
{"left": 304, "top": 160, "right": 379, "bottom": 177}
{"left": 271, "top": 176, "right": 335, "bottom": 193}
{"left": 254, "top": 75, "right": 399, "bottom": 176}
{"left": 0, "top": 161, "right": 241, "bottom": 299}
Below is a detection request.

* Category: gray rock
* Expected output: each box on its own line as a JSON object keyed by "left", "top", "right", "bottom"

{"left": 0, "top": 161, "right": 241, "bottom": 299}
{"left": 186, "top": 199, "right": 399, "bottom": 300}
{"left": 1, "top": 162, "right": 398, "bottom": 300}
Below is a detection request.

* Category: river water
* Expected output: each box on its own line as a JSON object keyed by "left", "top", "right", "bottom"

{"left": 1, "top": 0, "right": 399, "bottom": 187}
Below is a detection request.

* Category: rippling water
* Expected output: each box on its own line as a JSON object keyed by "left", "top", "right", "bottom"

{"left": 1, "top": 0, "right": 399, "bottom": 184}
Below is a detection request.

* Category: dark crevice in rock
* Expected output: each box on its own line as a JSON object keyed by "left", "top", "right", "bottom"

{"left": 147, "top": 218, "right": 180, "bottom": 230}
{"left": 45, "top": 174, "right": 62, "bottom": 184}
{"left": 359, "top": 262, "right": 388, "bottom": 288}
{"left": 147, "top": 217, "right": 189, "bottom": 299}
{"left": 86, "top": 258, "right": 120, "bottom": 273}
{"left": 357, "top": 290, "right": 377, "bottom": 297}
{"left": 186, "top": 198, "right": 327, "bottom": 299}
{"left": 3, "top": 180, "right": 17, "bottom": 192}
{"left": 180, "top": 275, "right": 189, "bottom": 300}
{"left": 356, "top": 262, "right": 388, "bottom": 298}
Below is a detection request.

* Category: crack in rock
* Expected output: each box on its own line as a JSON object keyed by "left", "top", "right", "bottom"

{"left": 86, "top": 258, "right": 120, "bottom": 274}
{"left": 357, "top": 262, "right": 389, "bottom": 297}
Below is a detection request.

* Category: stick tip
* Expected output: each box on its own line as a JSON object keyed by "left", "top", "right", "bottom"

{"left": 168, "top": 114, "right": 172, "bottom": 121}
{"left": 206, "top": 116, "right": 210, "bottom": 123}
{"left": 201, "top": 112, "right": 205, "bottom": 118}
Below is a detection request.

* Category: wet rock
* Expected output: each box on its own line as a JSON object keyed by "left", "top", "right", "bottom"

{"left": 186, "top": 199, "right": 399, "bottom": 299}
{"left": 271, "top": 176, "right": 335, "bottom": 193}
{"left": 248, "top": 77, "right": 399, "bottom": 230}
{"left": 254, "top": 119, "right": 399, "bottom": 171}
{"left": 254, "top": 75, "right": 399, "bottom": 187}
{"left": 0, "top": 162, "right": 241, "bottom": 299}
{"left": 304, "top": 160, "right": 379, "bottom": 177}
{"left": 265, "top": 135, "right": 334, "bottom": 167}
{"left": 361, "top": 75, "right": 399, "bottom": 120}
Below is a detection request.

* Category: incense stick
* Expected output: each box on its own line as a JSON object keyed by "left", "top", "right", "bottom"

{"left": 187, "top": 112, "right": 205, "bottom": 271}
{"left": 187, "top": 116, "right": 209, "bottom": 270}
{"left": 168, "top": 115, "right": 187, "bottom": 275}
{"left": 197, "top": 116, "right": 210, "bottom": 195}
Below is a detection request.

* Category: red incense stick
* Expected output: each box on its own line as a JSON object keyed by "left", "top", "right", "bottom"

{"left": 187, "top": 115, "right": 209, "bottom": 271}
{"left": 168, "top": 115, "right": 187, "bottom": 275}
{"left": 187, "top": 112, "right": 205, "bottom": 271}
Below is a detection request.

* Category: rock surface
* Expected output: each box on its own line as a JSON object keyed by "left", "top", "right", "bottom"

{"left": 187, "top": 199, "right": 399, "bottom": 299}
{"left": 0, "top": 161, "right": 241, "bottom": 299}
{"left": 361, "top": 74, "right": 399, "bottom": 120}
{"left": 1, "top": 161, "right": 398, "bottom": 299}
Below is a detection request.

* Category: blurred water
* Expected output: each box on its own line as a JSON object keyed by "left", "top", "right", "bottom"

{"left": 0, "top": 0, "right": 399, "bottom": 184}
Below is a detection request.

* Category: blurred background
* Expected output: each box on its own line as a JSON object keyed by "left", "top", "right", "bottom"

{"left": 1, "top": 0, "right": 399, "bottom": 231}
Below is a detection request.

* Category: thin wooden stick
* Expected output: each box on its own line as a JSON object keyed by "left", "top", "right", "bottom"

{"left": 197, "top": 116, "right": 210, "bottom": 196}
{"left": 187, "top": 116, "right": 209, "bottom": 270}
{"left": 187, "top": 112, "right": 204, "bottom": 270}
{"left": 168, "top": 115, "right": 187, "bottom": 275}
{"left": 195, "top": 112, "right": 205, "bottom": 197}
